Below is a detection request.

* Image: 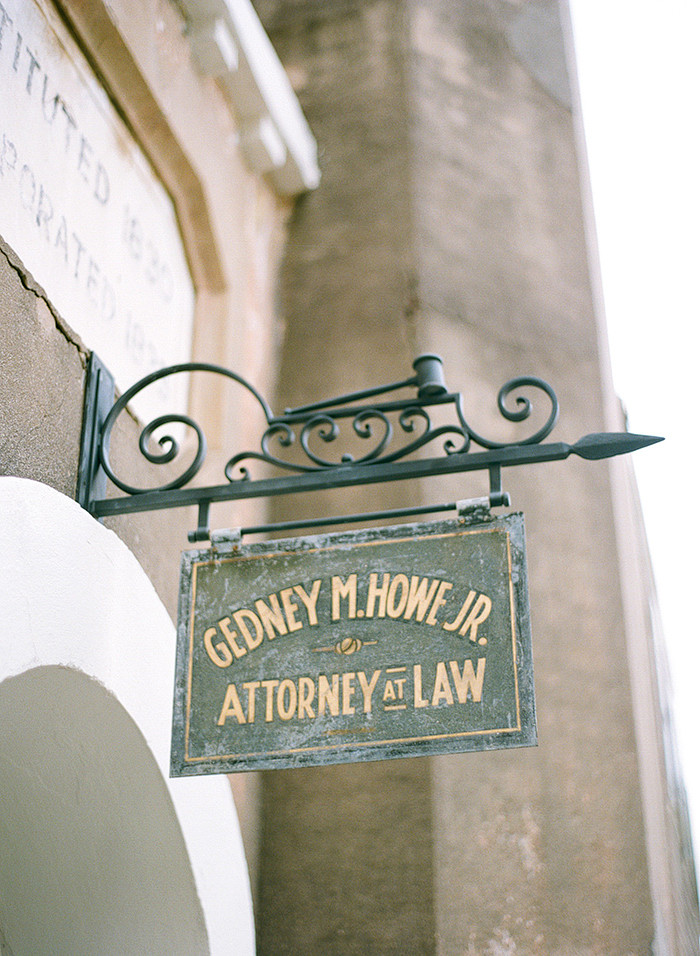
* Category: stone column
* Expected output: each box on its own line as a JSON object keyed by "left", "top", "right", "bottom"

{"left": 252, "top": 1, "right": 674, "bottom": 953}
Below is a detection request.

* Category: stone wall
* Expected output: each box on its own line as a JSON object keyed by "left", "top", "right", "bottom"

{"left": 252, "top": 1, "right": 658, "bottom": 952}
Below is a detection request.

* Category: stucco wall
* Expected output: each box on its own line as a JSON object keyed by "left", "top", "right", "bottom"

{"left": 0, "top": 0, "right": 289, "bottom": 619}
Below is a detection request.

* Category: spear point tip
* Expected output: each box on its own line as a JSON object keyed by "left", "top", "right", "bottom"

{"left": 572, "top": 432, "right": 664, "bottom": 460}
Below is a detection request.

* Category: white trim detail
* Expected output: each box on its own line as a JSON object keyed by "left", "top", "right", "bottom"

{"left": 188, "top": 17, "right": 240, "bottom": 76}
{"left": 0, "top": 477, "right": 255, "bottom": 956}
{"left": 182, "top": 0, "right": 320, "bottom": 194}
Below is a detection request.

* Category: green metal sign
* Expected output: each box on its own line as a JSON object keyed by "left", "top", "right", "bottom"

{"left": 170, "top": 513, "right": 536, "bottom": 776}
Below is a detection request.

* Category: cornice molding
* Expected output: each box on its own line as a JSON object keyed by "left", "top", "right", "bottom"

{"left": 181, "top": 0, "right": 320, "bottom": 195}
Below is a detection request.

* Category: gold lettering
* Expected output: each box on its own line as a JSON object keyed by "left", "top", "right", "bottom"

{"left": 449, "top": 659, "right": 486, "bottom": 702}
{"left": 413, "top": 664, "right": 429, "bottom": 708}
{"left": 277, "top": 679, "right": 298, "bottom": 720}
{"left": 366, "top": 572, "right": 390, "bottom": 618}
{"left": 261, "top": 679, "right": 279, "bottom": 721}
{"left": 404, "top": 577, "right": 441, "bottom": 622}
{"left": 442, "top": 590, "right": 476, "bottom": 632}
{"left": 458, "top": 594, "right": 492, "bottom": 641}
{"left": 280, "top": 587, "right": 303, "bottom": 632}
{"left": 254, "top": 594, "right": 288, "bottom": 640}
{"left": 232, "top": 609, "right": 264, "bottom": 650}
{"left": 217, "top": 684, "right": 247, "bottom": 725}
{"left": 387, "top": 574, "right": 409, "bottom": 618}
{"left": 204, "top": 626, "right": 234, "bottom": 667}
{"left": 294, "top": 580, "right": 322, "bottom": 626}
{"left": 319, "top": 674, "right": 340, "bottom": 715}
{"left": 217, "top": 617, "right": 246, "bottom": 659}
{"left": 394, "top": 678, "right": 406, "bottom": 699}
{"left": 242, "top": 680, "right": 260, "bottom": 722}
{"left": 431, "top": 661, "right": 454, "bottom": 706}
{"left": 298, "top": 677, "right": 316, "bottom": 718}
{"left": 383, "top": 680, "right": 396, "bottom": 701}
{"left": 332, "top": 574, "right": 357, "bottom": 620}
{"left": 426, "top": 581, "right": 453, "bottom": 626}
{"left": 342, "top": 672, "right": 356, "bottom": 714}
{"left": 357, "top": 669, "right": 381, "bottom": 713}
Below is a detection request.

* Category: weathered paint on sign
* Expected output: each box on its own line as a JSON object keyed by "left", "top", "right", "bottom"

{"left": 170, "top": 513, "right": 536, "bottom": 775}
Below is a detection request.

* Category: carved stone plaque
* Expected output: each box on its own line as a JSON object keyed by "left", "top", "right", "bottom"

{"left": 0, "top": 0, "right": 195, "bottom": 421}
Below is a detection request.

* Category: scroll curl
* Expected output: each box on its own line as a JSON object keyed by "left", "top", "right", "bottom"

{"left": 465, "top": 376, "right": 559, "bottom": 449}
{"left": 99, "top": 362, "right": 272, "bottom": 494}
{"left": 96, "top": 361, "right": 560, "bottom": 494}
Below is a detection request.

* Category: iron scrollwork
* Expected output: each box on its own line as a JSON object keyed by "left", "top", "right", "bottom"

{"left": 97, "top": 355, "right": 560, "bottom": 494}
{"left": 79, "top": 351, "right": 661, "bottom": 537}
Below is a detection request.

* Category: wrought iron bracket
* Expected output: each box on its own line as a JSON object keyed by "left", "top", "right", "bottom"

{"left": 77, "top": 352, "right": 116, "bottom": 511}
{"left": 77, "top": 352, "right": 663, "bottom": 540}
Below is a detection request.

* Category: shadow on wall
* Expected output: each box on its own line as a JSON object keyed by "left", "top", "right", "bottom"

{"left": 0, "top": 666, "right": 209, "bottom": 956}
{"left": 0, "top": 477, "right": 255, "bottom": 956}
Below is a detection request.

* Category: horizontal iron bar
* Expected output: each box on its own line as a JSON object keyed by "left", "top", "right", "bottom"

{"left": 236, "top": 501, "right": 461, "bottom": 538}
{"left": 274, "top": 391, "right": 457, "bottom": 424}
{"left": 90, "top": 440, "right": 572, "bottom": 518}
{"left": 283, "top": 375, "right": 419, "bottom": 415}
{"left": 90, "top": 432, "right": 661, "bottom": 520}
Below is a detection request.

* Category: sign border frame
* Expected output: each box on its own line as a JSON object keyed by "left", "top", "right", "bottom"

{"left": 170, "top": 512, "right": 536, "bottom": 776}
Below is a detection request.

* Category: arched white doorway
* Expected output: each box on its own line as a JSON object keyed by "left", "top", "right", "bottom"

{"left": 0, "top": 478, "right": 254, "bottom": 956}
{"left": 0, "top": 666, "right": 211, "bottom": 954}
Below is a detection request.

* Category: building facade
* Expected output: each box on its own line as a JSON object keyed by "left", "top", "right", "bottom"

{"left": 0, "top": 0, "right": 697, "bottom": 954}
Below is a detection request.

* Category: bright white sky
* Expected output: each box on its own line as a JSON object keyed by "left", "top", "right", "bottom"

{"left": 568, "top": 0, "right": 700, "bottom": 870}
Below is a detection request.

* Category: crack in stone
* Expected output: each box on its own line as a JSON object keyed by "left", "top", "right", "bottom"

{"left": 0, "top": 238, "right": 89, "bottom": 369}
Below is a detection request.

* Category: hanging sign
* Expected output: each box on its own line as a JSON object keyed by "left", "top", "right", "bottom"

{"left": 170, "top": 513, "right": 536, "bottom": 776}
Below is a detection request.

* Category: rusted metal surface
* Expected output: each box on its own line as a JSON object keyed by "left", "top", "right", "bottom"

{"left": 170, "top": 512, "right": 536, "bottom": 775}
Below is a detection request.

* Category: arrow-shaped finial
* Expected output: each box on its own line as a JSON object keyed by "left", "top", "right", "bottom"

{"left": 570, "top": 432, "right": 664, "bottom": 461}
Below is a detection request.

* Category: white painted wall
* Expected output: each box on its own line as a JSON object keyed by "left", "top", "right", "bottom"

{"left": 0, "top": 477, "right": 255, "bottom": 956}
